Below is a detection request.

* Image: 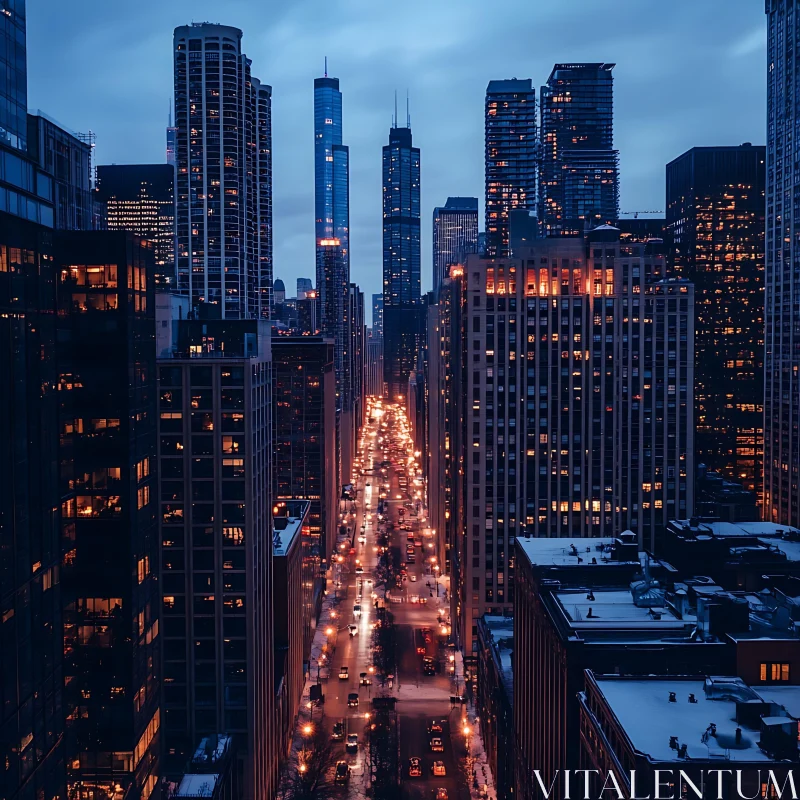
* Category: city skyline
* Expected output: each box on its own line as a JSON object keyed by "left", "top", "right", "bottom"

{"left": 27, "top": 0, "right": 765, "bottom": 323}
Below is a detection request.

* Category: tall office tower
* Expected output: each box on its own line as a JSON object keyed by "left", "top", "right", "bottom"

{"left": 271, "top": 336, "right": 337, "bottom": 570}
{"left": 365, "top": 337, "right": 385, "bottom": 397}
{"left": 383, "top": 122, "right": 421, "bottom": 398}
{"left": 765, "top": 0, "right": 800, "bottom": 524}
{"left": 372, "top": 293, "right": 384, "bottom": 339}
{"left": 27, "top": 113, "right": 94, "bottom": 231}
{"left": 56, "top": 231, "right": 160, "bottom": 800}
{"left": 0, "top": 0, "right": 26, "bottom": 152}
{"left": 314, "top": 72, "right": 350, "bottom": 268}
{"left": 484, "top": 80, "right": 536, "bottom": 258}
{"left": 297, "top": 277, "right": 313, "bottom": 300}
{"left": 96, "top": 164, "right": 176, "bottom": 287}
{"left": 539, "top": 64, "right": 619, "bottom": 235}
{"left": 166, "top": 104, "right": 177, "bottom": 166}
{"left": 432, "top": 197, "right": 479, "bottom": 293}
{"left": 173, "top": 24, "right": 272, "bottom": 319}
{"left": 0, "top": 213, "right": 67, "bottom": 800}
{"left": 442, "top": 228, "right": 694, "bottom": 652}
{"left": 667, "top": 145, "right": 765, "bottom": 504}
{"left": 158, "top": 317, "right": 276, "bottom": 800}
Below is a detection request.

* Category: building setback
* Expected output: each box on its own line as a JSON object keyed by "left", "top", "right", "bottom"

{"left": 96, "top": 163, "right": 176, "bottom": 289}
{"left": 173, "top": 24, "right": 272, "bottom": 319}
{"left": 157, "top": 316, "right": 276, "bottom": 800}
{"left": 667, "top": 144, "right": 765, "bottom": 506}
{"left": 56, "top": 231, "right": 160, "bottom": 800}
{"left": 484, "top": 80, "right": 536, "bottom": 259}
{"left": 432, "top": 197, "right": 479, "bottom": 294}
{"left": 539, "top": 63, "right": 619, "bottom": 235}
{"left": 764, "top": 0, "right": 798, "bottom": 525}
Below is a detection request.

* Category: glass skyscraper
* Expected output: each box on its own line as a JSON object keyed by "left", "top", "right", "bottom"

{"left": 383, "top": 123, "right": 421, "bottom": 398}
{"left": 173, "top": 24, "right": 272, "bottom": 319}
{"left": 314, "top": 73, "right": 349, "bottom": 274}
{"left": 765, "top": 0, "right": 800, "bottom": 524}
{"left": 485, "top": 79, "right": 536, "bottom": 259}
{"left": 539, "top": 63, "right": 619, "bottom": 235}
{"left": 0, "top": 0, "right": 27, "bottom": 152}
{"left": 432, "top": 196, "right": 478, "bottom": 293}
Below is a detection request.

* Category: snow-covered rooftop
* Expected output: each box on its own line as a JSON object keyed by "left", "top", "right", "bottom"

{"left": 516, "top": 537, "right": 635, "bottom": 568}
{"left": 480, "top": 615, "right": 514, "bottom": 699}
{"left": 595, "top": 676, "right": 797, "bottom": 762}
{"left": 273, "top": 515, "right": 302, "bottom": 557}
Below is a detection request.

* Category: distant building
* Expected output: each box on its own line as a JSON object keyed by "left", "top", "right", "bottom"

{"left": 695, "top": 464, "right": 759, "bottom": 522}
{"left": 539, "top": 63, "right": 619, "bottom": 235}
{"left": 173, "top": 24, "right": 272, "bottom": 318}
{"left": 96, "top": 163, "right": 176, "bottom": 287}
{"left": 617, "top": 216, "right": 666, "bottom": 243}
{"left": 432, "top": 197, "right": 478, "bottom": 293}
{"left": 157, "top": 315, "right": 276, "bottom": 800}
{"left": 365, "top": 337, "right": 384, "bottom": 397}
{"left": 667, "top": 144, "right": 765, "bottom": 505}
{"left": 296, "top": 277, "right": 313, "bottom": 301}
{"left": 164, "top": 735, "right": 237, "bottom": 800}
{"left": 485, "top": 79, "right": 536, "bottom": 258}
{"left": 476, "top": 616, "right": 513, "bottom": 800}
{"left": 383, "top": 123, "right": 421, "bottom": 397}
{"left": 372, "top": 293, "right": 384, "bottom": 339}
{"left": 272, "top": 501, "right": 315, "bottom": 758}
{"left": 273, "top": 278, "right": 286, "bottom": 305}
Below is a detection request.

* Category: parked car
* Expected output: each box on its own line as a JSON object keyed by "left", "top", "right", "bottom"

{"left": 348, "top": 693, "right": 359, "bottom": 707}
{"left": 332, "top": 721, "right": 344, "bottom": 740}
{"left": 432, "top": 761, "right": 446, "bottom": 777}
{"left": 335, "top": 761, "right": 350, "bottom": 783}
{"left": 430, "top": 736, "right": 444, "bottom": 752}
{"left": 346, "top": 733, "right": 358, "bottom": 753}
{"left": 408, "top": 757, "right": 422, "bottom": 778}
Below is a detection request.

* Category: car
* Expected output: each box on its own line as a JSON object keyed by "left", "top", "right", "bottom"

{"left": 332, "top": 721, "right": 344, "bottom": 740}
{"left": 409, "top": 574, "right": 417, "bottom": 582}
{"left": 355, "top": 566, "right": 364, "bottom": 574}
{"left": 335, "top": 761, "right": 350, "bottom": 783}
{"left": 410, "top": 595, "right": 419, "bottom": 604}
{"left": 436, "top": 789, "right": 449, "bottom": 800}
{"left": 415, "top": 539, "right": 422, "bottom": 547}
{"left": 358, "top": 536, "right": 366, "bottom": 544}
{"left": 348, "top": 624, "right": 358, "bottom": 636}
{"left": 418, "top": 596, "right": 426, "bottom": 604}
{"left": 338, "top": 666, "right": 349, "bottom": 680}
{"left": 347, "top": 693, "right": 359, "bottom": 707}
{"left": 346, "top": 733, "right": 358, "bottom": 753}
{"left": 353, "top": 604, "right": 362, "bottom": 617}
{"left": 432, "top": 761, "right": 446, "bottom": 777}
{"left": 408, "top": 757, "right": 422, "bottom": 778}
{"left": 430, "top": 736, "right": 444, "bottom": 752}
{"left": 428, "top": 720, "right": 443, "bottom": 734}
{"left": 360, "top": 672, "right": 372, "bottom": 685}
{"left": 366, "top": 482, "right": 371, "bottom": 486}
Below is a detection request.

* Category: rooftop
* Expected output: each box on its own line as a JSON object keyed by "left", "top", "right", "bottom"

{"left": 174, "top": 774, "right": 220, "bottom": 798}
{"left": 273, "top": 499, "right": 310, "bottom": 557}
{"left": 517, "top": 535, "right": 639, "bottom": 569}
{"left": 593, "top": 675, "right": 799, "bottom": 763}
{"left": 480, "top": 615, "right": 514, "bottom": 701}
{"left": 670, "top": 519, "right": 800, "bottom": 563}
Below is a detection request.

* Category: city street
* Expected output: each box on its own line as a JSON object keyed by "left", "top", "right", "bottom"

{"left": 283, "top": 399, "right": 470, "bottom": 800}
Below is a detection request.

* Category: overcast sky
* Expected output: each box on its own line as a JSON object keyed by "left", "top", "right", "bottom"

{"left": 28, "top": 0, "right": 766, "bottom": 323}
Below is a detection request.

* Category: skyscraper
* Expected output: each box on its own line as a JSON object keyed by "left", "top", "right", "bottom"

{"left": 166, "top": 102, "right": 177, "bottom": 166}
{"left": 0, "top": 0, "right": 27, "bottom": 152}
{"left": 484, "top": 79, "right": 536, "bottom": 258}
{"left": 667, "top": 145, "right": 765, "bottom": 504}
{"left": 539, "top": 63, "right": 619, "bottom": 235}
{"left": 314, "top": 70, "right": 350, "bottom": 274}
{"left": 372, "top": 293, "right": 384, "bottom": 339}
{"left": 173, "top": 24, "right": 272, "bottom": 319}
{"left": 383, "top": 121, "right": 421, "bottom": 398}
{"left": 96, "top": 163, "right": 176, "bottom": 287}
{"left": 436, "top": 228, "right": 694, "bottom": 652}
{"left": 765, "top": 0, "right": 800, "bottom": 524}
{"left": 432, "top": 197, "right": 479, "bottom": 293}
{"left": 297, "top": 277, "right": 313, "bottom": 300}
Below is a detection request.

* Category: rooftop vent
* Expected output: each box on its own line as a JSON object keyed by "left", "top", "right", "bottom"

{"left": 669, "top": 692, "right": 677, "bottom": 703}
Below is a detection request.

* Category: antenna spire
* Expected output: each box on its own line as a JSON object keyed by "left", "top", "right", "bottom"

{"left": 324, "top": 56, "right": 327, "bottom": 78}
{"left": 168, "top": 96, "right": 172, "bottom": 127}
{"left": 406, "top": 89, "right": 410, "bottom": 128}
{"left": 394, "top": 90, "right": 398, "bottom": 129}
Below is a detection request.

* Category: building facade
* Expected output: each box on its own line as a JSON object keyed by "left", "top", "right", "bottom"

{"left": 383, "top": 124, "right": 421, "bottom": 398}
{"left": 539, "top": 63, "right": 619, "bottom": 235}
{"left": 173, "top": 24, "right": 272, "bottom": 319}
{"left": 432, "top": 197, "right": 479, "bottom": 294}
{"left": 764, "top": 0, "right": 798, "bottom": 525}
{"left": 667, "top": 144, "right": 765, "bottom": 507}
{"left": 372, "top": 293, "right": 384, "bottom": 340}
{"left": 441, "top": 227, "right": 694, "bottom": 652}
{"left": 0, "top": 0, "right": 26, "bottom": 152}
{"left": 485, "top": 80, "right": 536, "bottom": 259}
{"left": 56, "top": 231, "right": 160, "bottom": 800}
{"left": 157, "top": 317, "right": 276, "bottom": 800}
{"left": 96, "top": 164, "right": 176, "bottom": 288}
